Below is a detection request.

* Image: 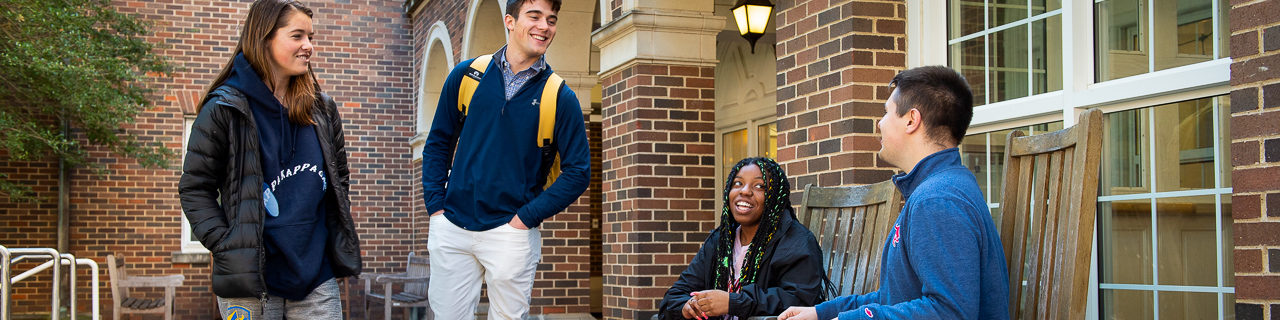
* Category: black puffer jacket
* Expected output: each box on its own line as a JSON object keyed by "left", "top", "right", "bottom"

{"left": 179, "top": 86, "right": 362, "bottom": 299}
{"left": 657, "top": 211, "right": 829, "bottom": 319}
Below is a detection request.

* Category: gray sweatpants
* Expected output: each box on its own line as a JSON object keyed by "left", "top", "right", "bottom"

{"left": 217, "top": 278, "right": 343, "bottom": 320}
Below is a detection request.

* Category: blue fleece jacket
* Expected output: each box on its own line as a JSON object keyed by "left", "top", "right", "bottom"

{"left": 421, "top": 56, "right": 590, "bottom": 231}
{"left": 223, "top": 53, "right": 333, "bottom": 300}
{"left": 815, "top": 148, "right": 1009, "bottom": 320}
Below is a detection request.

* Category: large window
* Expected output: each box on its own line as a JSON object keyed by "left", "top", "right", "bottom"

{"left": 1096, "top": 96, "right": 1233, "bottom": 319}
{"left": 949, "top": 0, "right": 1063, "bottom": 105}
{"left": 179, "top": 116, "right": 207, "bottom": 253}
{"left": 1095, "top": 0, "right": 1227, "bottom": 82}
{"left": 914, "top": 0, "right": 1234, "bottom": 317}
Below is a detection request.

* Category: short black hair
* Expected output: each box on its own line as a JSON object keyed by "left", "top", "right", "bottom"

{"left": 888, "top": 65, "right": 975, "bottom": 147}
{"left": 506, "top": 0, "right": 561, "bottom": 17}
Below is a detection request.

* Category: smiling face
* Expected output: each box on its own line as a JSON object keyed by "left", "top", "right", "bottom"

{"left": 730, "top": 164, "right": 767, "bottom": 228}
{"left": 503, "top": 0, "right": 557, "bottom": 61}
{"left": 267, "top": 11, "right": 314, "bottom": 80}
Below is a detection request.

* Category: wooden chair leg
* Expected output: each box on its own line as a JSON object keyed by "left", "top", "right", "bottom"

{"left": 384, "top": 282, "right": 393, "bottom": 320}
{"left": 165, "top": 286, "right": 175, "bottom": 320}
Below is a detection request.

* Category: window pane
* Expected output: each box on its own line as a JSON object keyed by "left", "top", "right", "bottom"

{"left": 990, "top": 25, "right": 1030, "bottom": 103}
{"left": 950, "top": 37, "right": 989, "bottom": 105}
{"left": 1224, "top": 293, "right": 1236, "bottom": 318}
{"left": 1031, "top": 0, "right": 1061, "bottom": 14}
{"left": 1153, "top": 98, "right": 1215, "bottom": 192}
{"left": 1102, "top": 289, "right": 1155, "bottom": 319}
{"left": 758, "top": 122, "right": 777, "bottom": 159}
{"left": 1159, "top": 291, "right": 1218, "bottom": 320}
{"left": 1218, "top": 96, "right": 1231, "bottom": 188}
{"left": 1103, "top": 108, "right": 1150, "bottom": 196}
{"left": 1222, "top": 197, "right": 1233, "bottom": 287}
{"left": 1155, "top": 0, "right": 1215, "bottom": 72}
{"left": 961, "top": 133, "right": 990, "bottom": 202}
{"left": 1096, "top": 0, "right": 1149, "bottom": 82}
{"left": 989, "top": 128, "right": 1014, "bottom": 202}
{"left": 723, "top": 129, "right": 748, "bottom": 180}
{"left": 1100, "top": 199, "right": 1153, "bottom": 285}
{"left": 1156, "top": 195, "right": 1218, "bottom": 286}
{"left": 1217, "top": 2, "right": 1229, "bottom": 59}
{"left": 1028, "top": 121, "right": 1063, "bottom": 135}
{"left": 1032, "top": 15, "right": 1063, "bottom": 95}
{"left": 988, "top": 0, "right": 1028, "bottom": 29}
{"left": 950, "top": 0, "right": 986, "bottom": 39}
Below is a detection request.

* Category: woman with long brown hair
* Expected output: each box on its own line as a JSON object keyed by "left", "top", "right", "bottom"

{"left": 178, "top": 0, "right": 361, "bottom": 318}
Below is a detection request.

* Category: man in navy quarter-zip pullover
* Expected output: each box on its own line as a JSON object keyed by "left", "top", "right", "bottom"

{"left": 419, "top": 0, "right": 589, "bottom": 318}
{"left": 778, "top": 66, "right": 1010, "bottom": 320}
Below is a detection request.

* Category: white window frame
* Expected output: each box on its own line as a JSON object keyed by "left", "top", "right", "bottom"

{"left": 907, "top": 0, "right": 1233, "bottom": 318}
{"left": 179, "top": 116, "right": 209, "bottom": 254}
{"left": 412, "top": 21, "right": 457, "bottom": 161}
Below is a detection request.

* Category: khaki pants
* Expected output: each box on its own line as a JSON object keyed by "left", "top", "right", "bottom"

{"left": 427, "top": 214, "right": 542, "bottom": 320}
{"left": 217, "top": 278, "right": 342, "bottom": 320}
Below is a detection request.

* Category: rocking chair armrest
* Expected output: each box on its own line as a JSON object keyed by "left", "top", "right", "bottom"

{"left": 119, "top": 274, "right": 185, "bottom": 287}
{"left": 374, "top": 274, "right": 429, "bottom": 284}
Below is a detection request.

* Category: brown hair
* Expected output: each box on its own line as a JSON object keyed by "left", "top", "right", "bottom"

{"left": 506, "top": 0, "right": 561, "bottom": 17}
{"left": 201, "top": 0, "right": 318, "bottom": 125}
{"left": 888, "top": 66, "right": 974, "bottom": 147}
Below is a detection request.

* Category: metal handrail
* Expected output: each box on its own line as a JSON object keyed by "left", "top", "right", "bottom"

{"left": 58, "top": 255, "right": 100, "bottom": 320}
{"left": 0, "top": 247, "right": 103, "bottom": 320}
{"left": 7, "top": 248, "right": 60, "bottom": 320}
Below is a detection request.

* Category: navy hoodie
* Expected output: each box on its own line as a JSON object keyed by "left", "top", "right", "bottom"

{"left": 223, "top": 53, "right": 333, "bottom": 300}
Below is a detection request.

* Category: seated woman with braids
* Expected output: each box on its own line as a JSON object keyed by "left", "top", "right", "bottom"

{"left": 657, "top": 157, "right": 831, "bottom": 320}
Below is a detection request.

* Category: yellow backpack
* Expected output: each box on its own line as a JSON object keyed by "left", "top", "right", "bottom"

{"left": 457, "top": 54, "right": 564, "bottom": 190}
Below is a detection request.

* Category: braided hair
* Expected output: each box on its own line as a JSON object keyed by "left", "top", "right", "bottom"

{"left": 709, "top": 157, "right": 795, "bottom": 295}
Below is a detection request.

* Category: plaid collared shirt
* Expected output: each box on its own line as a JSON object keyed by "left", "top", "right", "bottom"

{"left": 493, "top": 46, "right": 548, "bottom": 100}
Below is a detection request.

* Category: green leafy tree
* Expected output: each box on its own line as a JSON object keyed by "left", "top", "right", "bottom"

{"left": 0, "top": 0, "right": 176, "bottom": 202}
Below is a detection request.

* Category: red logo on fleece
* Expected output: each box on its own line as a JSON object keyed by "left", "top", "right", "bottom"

{"left": 892, "top": 224, "right": 901, "bottom": 247}
{"left": 865, "top": 308, "right": 874, "bottom": 317}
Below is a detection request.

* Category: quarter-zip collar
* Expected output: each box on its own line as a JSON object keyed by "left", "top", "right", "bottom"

{"left": 891, "top": 147, "right": 963, "bottom": 200}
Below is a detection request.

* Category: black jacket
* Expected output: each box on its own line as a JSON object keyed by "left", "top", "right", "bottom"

{"left": 658, "top": 211, "right": 828, "bottom": 319}
{"left": 179, "top": 86, "right": 362, "bottom": 299}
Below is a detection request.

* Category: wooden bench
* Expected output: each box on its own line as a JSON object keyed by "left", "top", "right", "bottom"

{"left": 998, "top": 108, "right": 1103, "bottom": 320}
{"left": 106, "top": 254, "right": 184, "bottom": 320}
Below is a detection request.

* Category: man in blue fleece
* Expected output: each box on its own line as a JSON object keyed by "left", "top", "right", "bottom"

{"left": 420, "top": 0, "right": 590, "bottom": 318}
{"left": 779, "top": 66, "right": 1009, "bottom": 320}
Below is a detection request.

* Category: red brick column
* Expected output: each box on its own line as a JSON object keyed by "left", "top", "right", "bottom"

{"left": 1230, "top": 0, "right": 1280, "bottom": 318}
{"left": 598, "top": 63, "right": 718, "bottom": 320}
{"left": 774, "top": 0, "right": 907, "bottom": 200}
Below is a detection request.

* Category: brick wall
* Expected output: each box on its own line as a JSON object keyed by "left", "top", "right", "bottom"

{"left": 0, "top": 0, "right": 416, "bottom": 318}
{"left": 600, "top": 63, "right": 718, "bottom": 320}
{"left": 0, "top": 151, "right": 63, "bottom": 315}
{"left": 773, "top": 0, "right": 906, "bottom": 203}
{"left": 411, "top": 0, "right": 468, "bottom": 66}
{"left": 1229, "top": 0, "right": 1280, "bottom": 318}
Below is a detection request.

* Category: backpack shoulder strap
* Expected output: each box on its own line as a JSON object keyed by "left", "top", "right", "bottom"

{"left": 458, "top": 54, "right": 493, "bottom": 117}
{"left": 538, "top": 72, "right": 564, "bottom": 148}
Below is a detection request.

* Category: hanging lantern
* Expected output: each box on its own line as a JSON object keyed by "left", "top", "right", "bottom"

{"left": 732, "top": 0, "right": 774, "bottom": 54}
